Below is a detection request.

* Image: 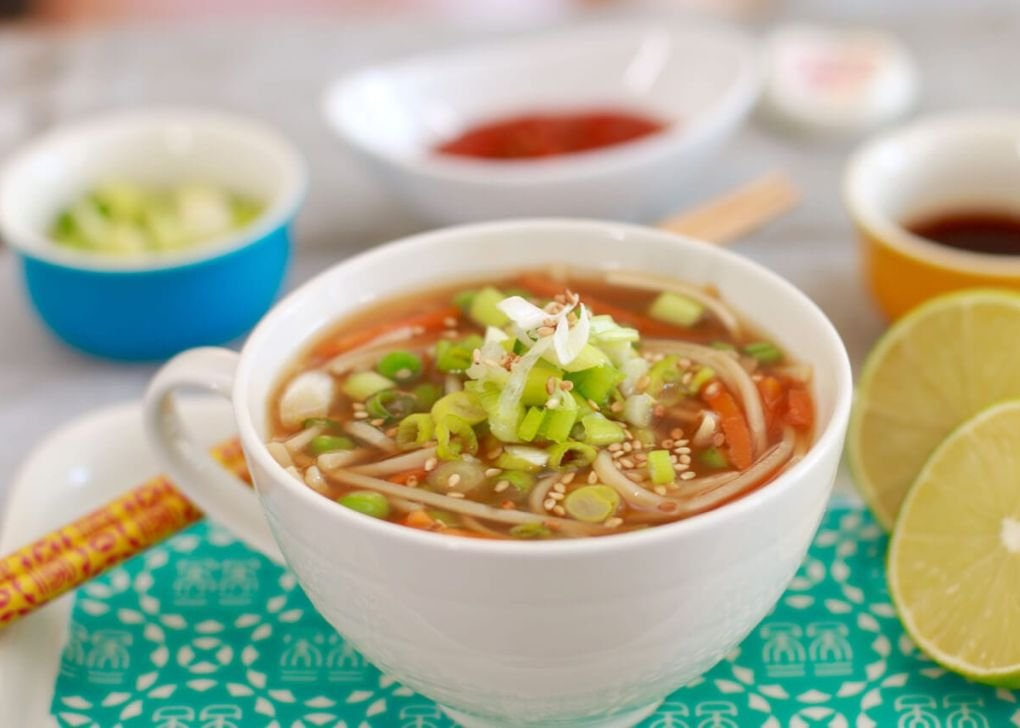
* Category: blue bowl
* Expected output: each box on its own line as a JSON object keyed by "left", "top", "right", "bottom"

{"left": 0, "top": 109, "right": 306, "bottom": 361}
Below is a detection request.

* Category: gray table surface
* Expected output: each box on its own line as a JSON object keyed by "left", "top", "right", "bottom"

{"left": 1, "top": 2, "right": 1018, "bottom": 520}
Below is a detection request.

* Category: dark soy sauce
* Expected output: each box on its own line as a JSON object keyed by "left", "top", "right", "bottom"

{"left": 909, "top": 211, "right": 1020, "bottom": 255}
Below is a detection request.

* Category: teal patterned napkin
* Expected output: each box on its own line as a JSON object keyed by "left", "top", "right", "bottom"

{"left": 51, "top": 508, "right": 1018, "bottom": 728}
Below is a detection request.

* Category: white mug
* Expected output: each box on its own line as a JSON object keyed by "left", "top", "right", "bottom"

{"left": 144, "top": 219, "right": 852, "bottom": 728}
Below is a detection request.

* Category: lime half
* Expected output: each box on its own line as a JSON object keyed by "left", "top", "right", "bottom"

{"left": 849, "top": 289, "right": 1020, "bottom": 529}
{"left": 889, "top": 399, "right": 1020, "bottom": 686}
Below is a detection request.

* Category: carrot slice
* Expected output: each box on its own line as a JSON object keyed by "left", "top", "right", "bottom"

{"left": 387, "top": 468, "right": 428, "bottom": 485}
{"left": 516, "top": 274, "right": 709, "bottom": 340}
{"left": 401, "top": 509, "right": 499, "bottom": 539}
{"left": 786, "top": 388, "right": 813, "bottom": 430}
{"left": 702, "top": 382, "right": 753, "bottom": 470}
{"left": 313, "top": 305, "right": 460, "bottom": 360}
{"left": 757, "top": 376, "right": 786, "bottom": 434}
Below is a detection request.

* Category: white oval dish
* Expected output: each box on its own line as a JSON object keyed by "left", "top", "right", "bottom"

{"left": 322, "top": 23, "right": 760, "bottom": 223}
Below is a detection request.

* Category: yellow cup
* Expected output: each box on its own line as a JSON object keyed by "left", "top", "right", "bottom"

{"left": 844, "top": 113, "right": 1020, "bottom": 320}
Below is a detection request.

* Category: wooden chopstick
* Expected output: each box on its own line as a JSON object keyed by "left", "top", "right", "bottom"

{"left": 657, "top": 172, "right": 799, "bottom": 245}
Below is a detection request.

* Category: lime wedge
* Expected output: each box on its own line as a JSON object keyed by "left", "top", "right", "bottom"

{"left": 848, "top": 289, "right": 1020, "bottom": 529}
{"left": 888, "top": 399, "right": 1020, "bottom": 686}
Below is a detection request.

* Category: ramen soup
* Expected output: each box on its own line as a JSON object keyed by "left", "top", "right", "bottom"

{"left": 268, "top": 270, "right": 815, "bottom": 540}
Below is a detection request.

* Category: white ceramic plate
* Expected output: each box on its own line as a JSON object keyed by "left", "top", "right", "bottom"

{"left": 0, "top": 399, "right": 235, "bottom": 728}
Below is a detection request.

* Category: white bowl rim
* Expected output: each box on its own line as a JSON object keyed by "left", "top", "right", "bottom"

{"left": 235, "top": 218, "right": 853, "bottom": 556}
{"left": 321, "top": 21, "right": 761, "bottom": 185}
{"left": 0, "top": 107, "right": 308, "bottom": 273}
{"left": 844, "top": 110, "right": 1020, "bottom": 277}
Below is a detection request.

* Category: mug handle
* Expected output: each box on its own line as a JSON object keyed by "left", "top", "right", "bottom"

{"left": 144, "top": 347, "right": 284, "bottom": 564}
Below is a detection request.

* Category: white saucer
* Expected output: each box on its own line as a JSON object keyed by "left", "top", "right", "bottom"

{"left": 0, "top": 398, "right": 236, "bottom": 728}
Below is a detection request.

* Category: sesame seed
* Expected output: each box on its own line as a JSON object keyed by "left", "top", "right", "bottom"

{"left": 681, "top": 372, "right": 694, "bottom": 386}
{"left": 552, "top": 505, "right": 566, "bottom": 517}
{"left": 385, "top": 427, "right": 398, "bottom": 438}
{"left": 680, "top": 471, "right": 696, "bottom": 481}
{"left": 447, "top": 492, "right": 465, "bottom": 499}
{"left": 712, "top": 433, "right": 726, "bottom": 447}
{"left": 670, "top": 428, "right": 684, "bottom": 440}
{"left": 604, "top": 517, "right": 623, "bottom": 528}
{"left": 669, "top": 454, "right": 678, "bottom": 464}
{"left": 675, "top": 462, "right": 689, "bottom": 472}
{"left": 636, "top": 375, "right": 650, "bottom": 391}
{"left": 610, "top": 401, "right": 624, "bottom": 413}
{"left": 537, "top": 326, "right": 555, "bottom": 337}
{"left": 560, "top": 380, "right": 574, "bottom": 392}
{"left": 352, "top": 402, "right": 366, "bottom": 411}
{"left": 485, "top": 468, "right": 501, "bottom": 477}
{"left": 553, "top": 482, "right": 566, "bottom": 494}
{"left": 624, "top": 429, "right": 635, "bottom": 441}
{"left": 545, "top": 397, "right": 560, "bottom": 409}
{"left": 396, "top": 368, "right": 412, "bottom": 380}
{"left": 679, "top": 455, "right": 692, "bottom": 464}
{"left": 626, "top": 471, "right": 644, "bottom": 482}
{"left": 622, "top": 442, "right": 633, "bottom": 453}
{"left": 635, "top": 453, "right": 647, "bottom": 463}
{"left": 487, "top": 447, "right": 504, "bottom": 459}
{"left": 588, "top": 399, "right": 600, "bottom": 411}
{"left": 443, "top": 316, "right": 458, "bottom": 328}
{"left": 546, "top": 377, "right": 556, "bottom": 395}
{"left": 654, "top": 486, "right": 668, "bottom": 496}
{"left": 447, "top": 473, "right": 462, "bottom": 488}
{"left": 675, "top": 446, "right": 692, "bottom": 454}
{"left": 587, "top": 471, "right": 599, "bottom": 484}
{"left": 704, "top": 382, "right": 722, "bottom": 397}
{"left": 662, "top": 439, "right": 675, "bottom": 449}
{"left": 371, "top": 418, "right": 385, "bottom": 427}
{"left": 406, "top": 476, "right": 419, "bottom": 487}
{"left": 424, "top": 458, "right": 438, "bottom": 472}
{"left": 494, "top": 480, "right": 510, "bottom": 493}
{"left": 677, "top": 439, "right": 690, "bottom": 446}
{"left": 608, "top": 443, "right": 622, "bottom": 452}
{"left": 632, "top": 440, "right": 643, "bottom": 451}
{"left": 550, "top": 491, "right": 565, "bottom": 501}
{"left": 560, "top": 472, "right": 576, "bottom": 484}
{"left": 678, "top": 358, "right": 692, "bottom": 369}
{"left": 472, "top": 348, "right": 482, "bottom": 365}
{"left": 543, "top": 498, "right": 556, "bottom": 511}
{"left": 353, "top": 411, "right": 369, "bottom": 419}
{"left": 619, "top": 457, "right": 635, "bottom": 469}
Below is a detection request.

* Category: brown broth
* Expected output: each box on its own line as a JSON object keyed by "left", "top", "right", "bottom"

{"left": 908, "top": 210, "right": 1020, "bottom": 255}
{"left": 268, "top": 269, "right": 815, "bottom": 540}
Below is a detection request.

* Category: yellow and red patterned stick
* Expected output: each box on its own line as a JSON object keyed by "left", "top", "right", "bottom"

{"left": 0, "top": 437, "right": 249, "bottom": 628}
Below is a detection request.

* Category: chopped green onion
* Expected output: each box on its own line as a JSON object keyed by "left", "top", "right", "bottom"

{"left": 565, "top": 364, "right": 623, "bottom": 406}
{"left": 564, "top": 485, "right": 620, "bottom": 523}
{"left": 301, "top": 417, "right": 343, "bottom": 431}
{"left": 589, "top": 315, "right": 639, "bottom": 343}
{"left": 700, "top": 447, "right": 730, "bottom": 469}
{"left": 687, "top": 366, "right": 716, "bottom": 395}
{"left": 468, "top": 286, "right": 509, "bottom": 328}
{"left": 579, "top": 413, "right": 626, "bottom": 446}
{"left": 501, "top": 470, "right": 535, "bottom": 493}
{"left": 743, "top": 341, "right": 783, "bottom": 364}
{"left": 309, "top": 435, "right": 356, "bottom": 455}
{"left": 377, "top": 351, "right": 422, "bottom": 382}
{"left": 510, "top": 522, "right": 552, "bottom": 539}
{"left": 435, "top": 414, "right": 478, "bottom": 460}
{"left": 452, "top": 290, "right": 477, "bottom": 312}
{"left": 496, "top": 446, "right": 549, "bottom": 472}
{"left": 647, "top": 449, "right": 675, "bottom": 485}
{"left": 413, "top": 383, "right": 443, "bottom": 410}
{"left": 472, "top": 379, "right": 522, "bottom": 443}
{"left": 396, "top": 413, "right": 434, "bottom": 449}
{"left": 538, "top": 407, "right": 578, "bottom": 444}
{"left": 342, "top": 371, "right": 395, "bottom": 401}
{"left": 426, "top": 509, "right": 461, "bottom": 527}
{"left": 634, "top": 428, "right": 657, "bottom": 447}
{"left": 551, "top": 344, "right": 610, "bottom": 373}
{"left": 710, "top": 341, "right": 737, "bottom": 351}
{"left": 522, "top": 360, "right": 564, "bottom": 406}
{"left": 623, "top": 393, "right": 654, "bottom": 428}
{"left": 517, "top": 407, "right": 545, "bottom": 442}
{"left": 431, "top": 391, "right": 487, "bottom": 425}
{"left": 646, "top": 355, "right": 681, "bottom": 396}
{"left": 547, "top": 441, "right": 597, "bottom": 469}
{"left": 365, "top": 390, "right": 420, "bottom": 422}
{"left": 436, "top": 335, "right": 483, "bottom": 372}
{"left": 649, "top": 292, "right": 705, "bottom": 327}
{"left": 338, "top": 491, "right": 390, "bottom": 519}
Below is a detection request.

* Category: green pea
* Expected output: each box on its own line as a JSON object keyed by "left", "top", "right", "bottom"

{"left": 309, "top": 435, "right": 355, "bottom": 455}
{"left": 337, "top": 491, "right": 391, "bottom": 519}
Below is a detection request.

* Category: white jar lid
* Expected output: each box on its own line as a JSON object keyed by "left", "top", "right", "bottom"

{"left": 761, "top": 23, "right": 918, "bottom": 136}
